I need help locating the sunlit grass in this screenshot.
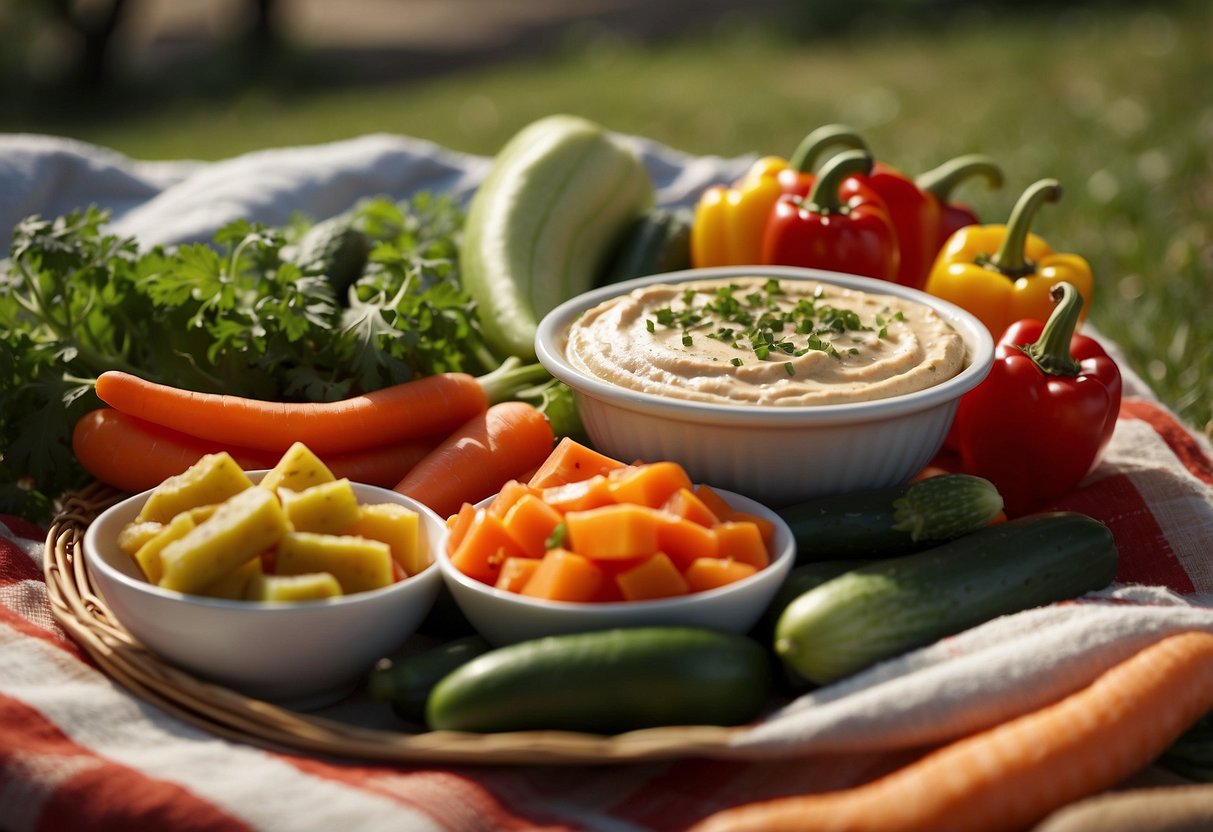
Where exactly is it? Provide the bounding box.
[6,2,1211,432]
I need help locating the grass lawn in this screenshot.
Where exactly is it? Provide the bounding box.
[4,0,1211,433]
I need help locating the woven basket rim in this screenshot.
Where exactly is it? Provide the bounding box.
[43,485,751,765]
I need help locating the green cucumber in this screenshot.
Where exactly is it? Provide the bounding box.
[751,559,869,643]
[775,511,1118,685]
[777,473,1004,562]
[597,207,693,285]
[426,626,772,734]
[367,635,492,723]
[461,114,655,359]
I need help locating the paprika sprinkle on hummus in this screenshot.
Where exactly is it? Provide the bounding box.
[564,276,966,406]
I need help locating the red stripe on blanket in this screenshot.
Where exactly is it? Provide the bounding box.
[284,757,576,831]
[1045,472,1195,593]
[1,514,47,542]
[0,604,88,663]
[0,695,253,832]
[1120,398,1213,485]
[611,751,924,829]
[0,531,44,586]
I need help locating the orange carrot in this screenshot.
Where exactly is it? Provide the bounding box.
[323,436,441,489]
[73,407,438,493]
[394,401,555,518]
[72,408,276,493]
[689,631,1213,832]
[94,370,488,456]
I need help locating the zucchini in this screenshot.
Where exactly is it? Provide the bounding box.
[775,511,1118,685]
[426,626,772,734]
[596,207,693,285]
[777,473,1004,562]
[367,635,491,723]
[461,114,655,359]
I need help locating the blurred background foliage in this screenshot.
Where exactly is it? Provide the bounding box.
[2,0,1210,434]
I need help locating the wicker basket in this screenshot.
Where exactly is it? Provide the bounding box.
[43,485,747,765]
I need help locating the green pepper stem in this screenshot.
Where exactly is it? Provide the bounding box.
[915,154,1004,202]
[989,178,1062,278]
[1022,282,1083,377]
[806,149,874,215]
[788,124,868,174]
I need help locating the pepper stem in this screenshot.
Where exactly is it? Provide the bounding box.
[1021,282,1083,377]
[915,154,1004,202]
[805,149,873,215]
[989,178,1062,278]
[788,124,868,174]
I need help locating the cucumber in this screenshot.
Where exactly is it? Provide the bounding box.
[461,114,655,359]
[367,635,491,723]
[751,559,869,643]
[426,626,772,734]
[777,473,1004,562]
[775,511,1118,685]
[596,207,693,285]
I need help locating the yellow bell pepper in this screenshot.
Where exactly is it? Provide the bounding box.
[924,178,1094,338]
[690,155,789,268]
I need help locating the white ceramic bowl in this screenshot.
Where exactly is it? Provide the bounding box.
[535,265,995,506]
[436,487,795,646]
[82,475,446,710]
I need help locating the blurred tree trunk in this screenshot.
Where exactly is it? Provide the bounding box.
[48,0,132,89]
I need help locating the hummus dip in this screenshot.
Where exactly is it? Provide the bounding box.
[565,276,966,406]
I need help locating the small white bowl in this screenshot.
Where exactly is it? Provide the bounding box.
[82,475,446,710]
[435,487,795,646]
[535,265,995,506]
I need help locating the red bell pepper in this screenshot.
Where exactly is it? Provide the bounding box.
[948,281,1123,517]
[760,149,900,282]
[788,124,940,290]
[915,153,1004,255]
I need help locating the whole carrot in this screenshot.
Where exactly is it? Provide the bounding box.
[72,408,277,494]
[394,401,555,518]
[74,407,443,493]
[689,631,1213,832]
[324,436,442,489]
[94,370,488,456]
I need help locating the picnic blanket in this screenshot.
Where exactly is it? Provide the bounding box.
[4,131,1213,831]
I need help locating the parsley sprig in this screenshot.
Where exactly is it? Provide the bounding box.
[0,194,531,519]
[647,279,873,368]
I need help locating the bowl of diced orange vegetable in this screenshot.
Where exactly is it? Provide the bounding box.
[434,438,796,646]
[82,442,446,709]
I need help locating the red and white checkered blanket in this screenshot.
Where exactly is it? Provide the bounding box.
[3,133,1213,831]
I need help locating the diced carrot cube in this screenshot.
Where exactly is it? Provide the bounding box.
[693,484,776,547]
[713,521,770,569]
[726,509,777,549]
[564,503,663,560]
[527,437,627,489]
[683,558,758,592]
[656,514,720,569]
[663,487,721,528]
[693,483,736,520]
[615,553,690,601]
[503,493,564,558]
[541,474,616,513]
[487,479,537,519]
[446,502,478,553]
[607,461,695,509]
[449,509,525,585]
[495,557,541,593]
[520,549,603,602]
